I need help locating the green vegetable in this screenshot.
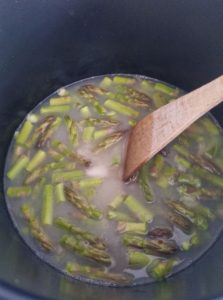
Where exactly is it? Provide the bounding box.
[148,259,179,280]
[52,170,84,183]
[128,250,151,269]
[109,194,126,209]
[150,154,164,177]
[93,130,125,153]
[107,210,135,222]
[113,76,135,85]
[117,222,148,234]
[26,150,46,172]
[55,183,66,202]
[154,82,178,96]
[124,195,153,222]
[138,164,153,202]
[49,96,72,106]
[7,155,29,180]
[41,185,54,225]
[100,76,113,88]
[80,106,91,118]
[177,173,201,188]
[104,99,139,117]
[193,165,223,188]
[64,115,78,146]
[181,232,201,251]
[7,186,32,197]
[16,121,33,145]
[79,178,103,188]
[40,105,70,114]
[82,127,94,142]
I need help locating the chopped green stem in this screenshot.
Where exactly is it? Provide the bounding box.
[177,174,201,188]
[61,235,111,265]
[55,183,66,202]
[24,166,46,185]
[21,203,53,251]
[40,105,70,114]
[152,92,168,108]
[55,217,106,250]
[41,185,54,225]
[104,99,139,117]
[138,164,153,202]
[117,222,148,234]
[7,155,29,180]
[128,250,151,269]
[48,149,64,161]
[66,262,133,285]
[156,165,176,188]
[31,115,56,148]
[16,121,33,145]
[148,228,173,239]
[64,115,78,146]
[122,235,178,254]
[181,232,201,251]
[124,195,153,222]
[109,194,126,209]
[80,106,91,118]
[80,117,119,128]
[93,130,125,153]
[100,77,113,88]
[148,258,179,280]
[167,212,193,234]
[200,117,219,135]
[78,86,106,115]
[107,210,135,222]
[64,186,102,220]
[49,96,72,106]
[32,177,46,199]
[94,129,110,140]
[52,170,84,183]
[193,165,223,188]
[26,150,46,172]
[150,154,164,177]
[7,186,32,197]
[154,82,178,96]
[79,178,103,188]
[113,76,135,85]
[37,117,62,147]
[175,155,191,171]
[83,126,94,142]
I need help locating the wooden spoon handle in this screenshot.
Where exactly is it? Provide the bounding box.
[123,75,223,181]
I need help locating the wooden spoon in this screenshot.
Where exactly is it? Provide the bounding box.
[123,75,223,181]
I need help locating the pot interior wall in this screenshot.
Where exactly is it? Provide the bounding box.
[0,1,223,299]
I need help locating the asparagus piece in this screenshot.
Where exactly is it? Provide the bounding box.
[93,130,125,153]
[64,115,78,146]
[200,117,219,135]
[124,195,153,222]
[80,106,91,118]
[55,183,66,202]
[32,177,46,199]
[24,166,47,185]
[125,87,152,107]
[148,228,173,239]
[52,170,84,183]
[55,217,106,250]
[48,148,64,161]
[152,92,168,108]
[128,119,137,127]
[109,194,126,209]
[94,129,110,140]
[7,155,29,180]
[16,120,33,145]
[40,105,70,114]
[177,185,201,198]
[150,154,164,177]
[26,150,46,172]
[175,155,191,171]
[49,96,72,105]
[154,82,178,96]
[193,165,223,188]
[78,87,106,115]
[111,155,121,166]
[21,204,53,251]
[138,164,153,202]
[79,178,103,188]
[27,113,39,123]
[181,232,201,251]
[12,145,25,161]
[107,210,135,222]
[37,117,62,148]
[117,222,148,234]
[122,235,178,254]
[167,200,208,230]
[41,185,53,225]
[177,173,201,188]
[83,126,94,142]
[167,212,193,234]
[64,186,102,219]
[104,99,139,117]
[80,117,119,128]
[148,258,179,280]
[156,165,176,188]
[100,77,113,88]
[7,186,32,198]
[79,84,106,96]
[46,161,76,171]
[61,235,111,265]
[128,250,151,269]
[52,140,91,166]
[66,262,133,285]
[113,76,135,85]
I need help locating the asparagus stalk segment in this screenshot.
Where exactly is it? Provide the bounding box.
[41,185,54,225]
[33,115,56,148]
[49,96,72,106]
[7,186,32,198]
[21,204,53,251]
[24,166,47,185]
[26,150,46,172]
[117,222,148,234]
[109,194,126,209]
[52,170,84,183]
[124,195,153,222]
[66,262,133,285]
[7,155,29,180]
[80,117,119,128]
[150,154,164,177]
[40,105,70,114]
[52,140,91,166]
[148,228,173,239]
[167,212,193,234]
[64,186,102,220]
[55,217,106,250]
[107,210,135,222]
[138,164,153,202]
[125,87,152,107]
[93,130,125,153]
[78,86,106,115]
[177,174,201,188]
[122,235,178,254]
[16,120,33,145]
[61,235,111,265]
[128,250,151,269]
[181,232,201,251]
[193,165,223,188]
[37,117,62,148]
[104,99,139,117]
[64,115,78,146]
[148,258,179,280]
[55,183,66,202]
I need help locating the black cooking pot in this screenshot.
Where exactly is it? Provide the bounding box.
[0,1,223,299]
